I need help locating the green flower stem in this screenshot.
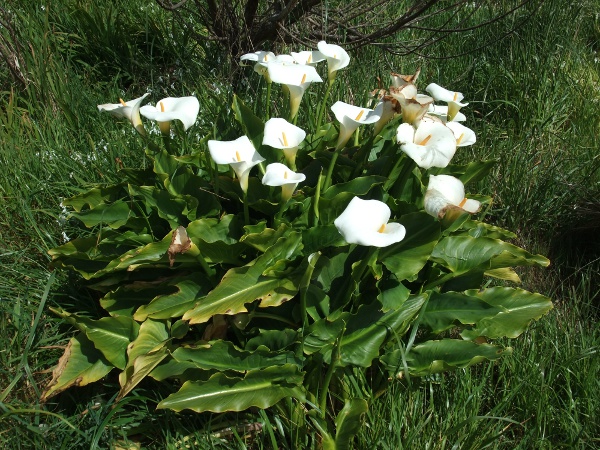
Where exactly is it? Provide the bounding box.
[274,199,287,227]
[351,135,376,179]
[136,126,160,153]
[349,246,378,307]
[316,79,335,130]
[319,336,341,419]
[312,169,324,227]
[243,191,250,225]
[162,134,172,154]
[323,149,340,192]
[258,161,266,176]
[389,158,417,198]
[250,312,296,328]
[422,272,456,292]
[265,81,272,121]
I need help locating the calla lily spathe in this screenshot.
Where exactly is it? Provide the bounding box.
[446,122,476,147]
[373,96,401,135]
[334,197,406,247]
[139,96,199,134]
[98,93,149,134]
[208,136,265,193]
[317,41,350,81]
[389,83,418,101]
[427,104,467,122]
[268,62,322,119]
[241,51,294,80]
[291,50,326,66]
[425,174,481,218]
[331,101,381,150]
[262,163,306,202]
[390,68,421,88]
[241,51,274,79]
[262,118,306,168]
[396,121,457,169]
[426,83,468,122]
[390,90,433,128]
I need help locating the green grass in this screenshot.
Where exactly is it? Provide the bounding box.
[1,0,598,447]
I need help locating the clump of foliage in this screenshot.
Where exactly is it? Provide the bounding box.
[43,42,552,448]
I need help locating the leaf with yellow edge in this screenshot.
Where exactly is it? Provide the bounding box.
[41,333,113,401]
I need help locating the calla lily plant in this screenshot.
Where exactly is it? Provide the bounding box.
[48,41,552,450]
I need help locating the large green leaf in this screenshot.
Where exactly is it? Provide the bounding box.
[302,225,346,254]
[377,278,410,312]
[380,211,441,281]
[381,339,511,376]
[100,281,178,317]
[245,329,299,352]
[304,295,427,367]
[322,176,386,200]
[432,236,550,275]
[183,233,303,324]
[157,364,305,413]
[171,340,301,372]
[232,94,264,150]
[421,291,504,334]
[63,184,127,212]
[133,275,212,321]
[117,319,170,401]
[41,333,113,401]
[431,159,496,185]
[128,184,197,226]
[52,308,139,370]
[187,215,247,264]
[187,214,243,244]
[460,287,553,339]
[70,200,135,229]
[335,399,368,450]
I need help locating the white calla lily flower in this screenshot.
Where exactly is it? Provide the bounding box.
[262,118,306,168]
[140,96,199,135]
[446,122,476,147]
[268,62,323,119]
[390,68,420,88]
[291,50,326,66]
[241,51,275,79]
[396,121,457,169]
[98,93,149,134]
[427,103,467,122]
[331,101,381,150]
[425,174,481,218]
[389,83,418,101]
[373,97,401,135]
[426,83,469,122]
[334,197,406,247]
[208,136,265,193]
[390,91,433,127]
[262,163,306,201]
[317,41,350,81]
